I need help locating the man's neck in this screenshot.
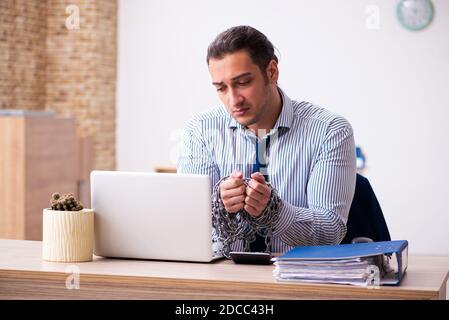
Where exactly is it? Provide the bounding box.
[248,86,282,137]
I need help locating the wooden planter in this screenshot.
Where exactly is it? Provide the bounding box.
[42,208,94,262]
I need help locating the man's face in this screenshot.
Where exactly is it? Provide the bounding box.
[208,50,274,129]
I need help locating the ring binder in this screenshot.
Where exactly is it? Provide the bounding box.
[273,240,408,286]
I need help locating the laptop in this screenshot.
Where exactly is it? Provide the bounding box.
[90,170,223,262]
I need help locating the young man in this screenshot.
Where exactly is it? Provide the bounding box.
[178,25,356,255]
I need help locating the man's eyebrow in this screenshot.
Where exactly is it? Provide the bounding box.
[212,72,253,86]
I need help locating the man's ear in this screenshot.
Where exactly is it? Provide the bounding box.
[266,60,279,84]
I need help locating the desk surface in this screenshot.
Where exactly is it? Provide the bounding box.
[0,239,448,299]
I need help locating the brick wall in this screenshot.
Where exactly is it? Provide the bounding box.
[0,1,47,110]
[0,0,117,170]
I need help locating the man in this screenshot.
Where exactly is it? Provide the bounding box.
[178,25,356,255]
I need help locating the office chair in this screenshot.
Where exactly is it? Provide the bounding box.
[341,174,391,244]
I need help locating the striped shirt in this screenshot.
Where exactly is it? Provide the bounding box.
[178,87,356,253]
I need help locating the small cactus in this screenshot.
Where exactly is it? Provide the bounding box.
[50,192,84,211]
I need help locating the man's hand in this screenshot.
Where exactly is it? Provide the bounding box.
[219,171,246,214]
[244,172,271,218]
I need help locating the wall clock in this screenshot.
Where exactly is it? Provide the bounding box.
[397,0,434,31]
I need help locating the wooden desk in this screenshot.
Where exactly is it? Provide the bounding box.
[0,239,448,300]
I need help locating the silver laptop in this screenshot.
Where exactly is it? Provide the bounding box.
[91,170,222,262]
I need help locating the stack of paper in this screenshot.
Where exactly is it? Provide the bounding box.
[274,257,378,286]
[273,240,408,287]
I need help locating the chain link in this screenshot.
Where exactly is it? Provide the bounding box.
[211,176,282,258]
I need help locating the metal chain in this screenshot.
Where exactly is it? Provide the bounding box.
[211,176,282,258]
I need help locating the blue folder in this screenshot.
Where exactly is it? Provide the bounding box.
[275,240,408,285]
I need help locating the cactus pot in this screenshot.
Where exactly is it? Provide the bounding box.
[42,208,94,262]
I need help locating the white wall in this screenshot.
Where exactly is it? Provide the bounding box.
[117,0,449,255]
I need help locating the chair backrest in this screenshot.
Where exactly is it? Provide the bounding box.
[341,174,391,244]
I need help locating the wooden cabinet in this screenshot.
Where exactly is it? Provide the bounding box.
[0,112,79,240]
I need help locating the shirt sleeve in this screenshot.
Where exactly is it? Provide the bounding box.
[272,118,357,246]
[177,117,220,191]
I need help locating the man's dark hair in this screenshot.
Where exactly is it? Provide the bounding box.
[207,26,278,78]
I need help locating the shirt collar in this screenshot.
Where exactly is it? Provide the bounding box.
[274,87,294,130]
[227,86,294,130]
